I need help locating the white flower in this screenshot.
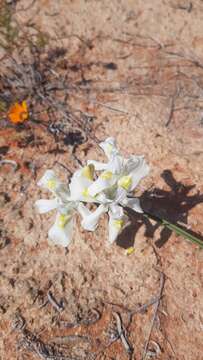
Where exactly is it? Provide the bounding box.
[77,182,142,244]
[117,155,150,193]
[35,165,107,247]
[35,137,150,247]
[69,164,113,205]
[35,169,71,213]
[37,169,63,193]
[36,169,76,247]
[88,138,149,197]
[78,138,149,244]
[87,157,123,196]
[87,137,121,171]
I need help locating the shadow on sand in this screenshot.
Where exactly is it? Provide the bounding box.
[116,169,203,249]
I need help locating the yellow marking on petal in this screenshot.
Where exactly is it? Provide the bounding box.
[100,171,113,180]
[82,187,89,198]
[82,164,94,180]
[47,179,57,190]
[118,175,132,190]
[113,219,124,229]
[58,214,71,228]
[125,247,135,256]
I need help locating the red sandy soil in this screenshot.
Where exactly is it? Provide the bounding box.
[0,1,203,359]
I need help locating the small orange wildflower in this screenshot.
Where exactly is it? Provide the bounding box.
[8,101,28,124]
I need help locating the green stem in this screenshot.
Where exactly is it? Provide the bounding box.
[144,212,203,248]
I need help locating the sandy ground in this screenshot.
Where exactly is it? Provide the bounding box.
[0,0,203,359]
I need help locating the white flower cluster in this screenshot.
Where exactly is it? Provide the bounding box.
[35,138,150,247]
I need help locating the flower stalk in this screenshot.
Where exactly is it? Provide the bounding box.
[143,211,203,248]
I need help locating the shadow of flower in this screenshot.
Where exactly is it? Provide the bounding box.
[116,169,203,248]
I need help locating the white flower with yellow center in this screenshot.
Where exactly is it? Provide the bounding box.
[88,138,149,199]
[37,169,63,193]
[36,169,76,247]
[79,137,150,243]
[36,169,71,214]
[117,155,150,195]
[87,137,121,171]
[35,137,150,247]
[35,165,108,247]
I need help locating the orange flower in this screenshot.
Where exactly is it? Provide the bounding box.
[8,101,28,124]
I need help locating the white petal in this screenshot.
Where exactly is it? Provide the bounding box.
[88,156,124,197]
[113,187,127,203]
[69,176,83,199]
[48,212,74,247]
[108,205,128,244]
[108,217,121,244]
[96,191,113,204]
[55,184,71,201]
[106,155,124,174]
[88,170,117,197]
[35,198,58,214]
[100,137,119,159]
[121,197,143,213]
[37,170,61,192]
[73,164,95,181]
[124,155,142,173]
[109,203,124,218]
[69,176,92,202]
[78,203,107,231]
[126,156,150,191]
[77,202,92,218]
[87,160,107,171]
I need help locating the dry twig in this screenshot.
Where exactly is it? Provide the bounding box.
[47,290,64,312]
[142,272,165,360]
[113,312,133,355]
[165,84,180,127]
